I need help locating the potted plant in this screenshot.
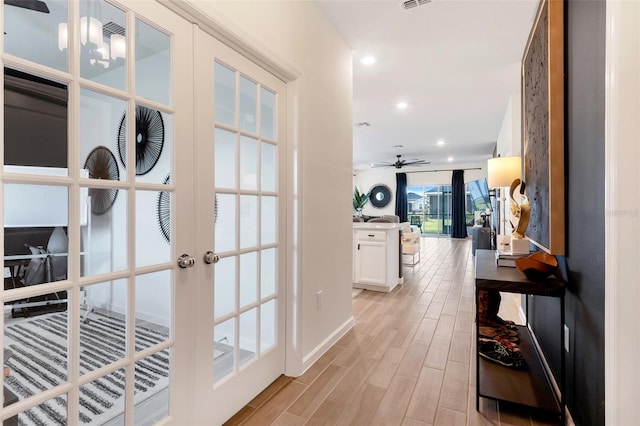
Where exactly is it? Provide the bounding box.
[353,186,370,216]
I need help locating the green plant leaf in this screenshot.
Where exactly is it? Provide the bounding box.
[353,186,370,210]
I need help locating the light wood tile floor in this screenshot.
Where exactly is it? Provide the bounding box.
[225,237,562,426]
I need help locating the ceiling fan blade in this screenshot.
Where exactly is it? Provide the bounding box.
[371,163,393,168]
[403,160,430,166]
[5,0,50,13]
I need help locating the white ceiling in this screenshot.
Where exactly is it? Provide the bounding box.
[316,0,539,170]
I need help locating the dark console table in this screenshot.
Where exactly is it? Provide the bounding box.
[475,249,565,424]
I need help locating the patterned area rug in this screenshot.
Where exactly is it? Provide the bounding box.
[4,311,170,425]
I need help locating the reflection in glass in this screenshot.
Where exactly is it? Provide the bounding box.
[123,107,171,184]
[80,369,126,423]
[135,270,172,352]
[240,252,257,308]
[261,142,276,192]
[4,308,68,403]
[79,0,127,90]
[215,194,237,253]
[14,394,68,425]
[215,128,237,189]
[240,136,258,190]
[4,69,68,174]
[80,89,126,180]
[80,279,128,374]
[4,183,69,290]
[260,88,276,140]
[134,351,171,425]
[261,196,276,245]
[82,187,127,276]
[215,62,236,126]
[4,0,68,71]
[239,76,257,133]
[214,318,236,383]
[261,248,277,298]
[136,19,171,105]
[261,299,276,352]
[136,190,171,267]
[215,256,236,319]
[239,308,257,367]
[240,195,258,249]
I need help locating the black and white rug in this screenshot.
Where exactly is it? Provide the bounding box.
[4,311,170,425]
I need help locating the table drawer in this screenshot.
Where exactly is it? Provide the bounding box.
[355,230,387,242]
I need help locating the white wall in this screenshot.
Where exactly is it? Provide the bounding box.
[197,1,354,372]
[496,91,522,157]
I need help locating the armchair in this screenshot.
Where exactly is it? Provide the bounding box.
[401,227,421,265]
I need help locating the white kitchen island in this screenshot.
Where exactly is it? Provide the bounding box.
[352,222,405,292]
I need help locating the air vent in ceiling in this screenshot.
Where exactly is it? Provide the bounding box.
[103,21,125,38]
[399,0,432,10]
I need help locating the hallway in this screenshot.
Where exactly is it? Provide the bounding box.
[226,237,560,425]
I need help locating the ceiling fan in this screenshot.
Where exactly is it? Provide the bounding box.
[5,0,50,13]
[371,154,430,169]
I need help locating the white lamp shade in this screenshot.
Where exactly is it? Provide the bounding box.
[58,23,68,51]
[80,16,103,47]
[110,34,126,60]
[487,156,521,188]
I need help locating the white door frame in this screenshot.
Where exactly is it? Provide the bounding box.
[604,1,640,424]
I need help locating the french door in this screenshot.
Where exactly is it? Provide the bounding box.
[1,1,194,424]
[192,28,287,424]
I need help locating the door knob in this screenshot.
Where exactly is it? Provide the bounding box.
[203,251,219,264]
[177,254,196,268]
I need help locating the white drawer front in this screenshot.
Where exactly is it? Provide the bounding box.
[355,230,387,242]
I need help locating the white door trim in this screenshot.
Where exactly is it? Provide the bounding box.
[605,1,640,423]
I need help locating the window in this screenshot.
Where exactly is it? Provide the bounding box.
[407,178,491,235]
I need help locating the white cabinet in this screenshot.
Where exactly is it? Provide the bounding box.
[352,224,403,292]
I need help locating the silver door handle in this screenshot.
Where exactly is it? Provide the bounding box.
[203,251,219,264]
[177,254,196,268]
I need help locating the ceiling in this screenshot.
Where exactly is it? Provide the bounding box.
[316,0,539,171]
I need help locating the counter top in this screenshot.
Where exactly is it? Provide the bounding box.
[353,222,408,230]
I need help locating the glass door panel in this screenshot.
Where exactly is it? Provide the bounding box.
[195,28,286,424]
[135,19,171,105]
[79,0,127,90]
[4,70,68,176]
[79,278,128,374]
[3,0,68,71]
[135,189,171,267]
[2,2,189,423]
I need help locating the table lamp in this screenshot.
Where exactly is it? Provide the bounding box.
[487,156,521,252]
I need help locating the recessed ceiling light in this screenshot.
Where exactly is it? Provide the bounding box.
[437,140,445,146]
[397,101,408,110]
[354,122,371,127]
[393,144,404,148]
[447,156,454,162]
[361,56,376,66]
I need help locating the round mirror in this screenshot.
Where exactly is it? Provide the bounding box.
[369,184,392,208]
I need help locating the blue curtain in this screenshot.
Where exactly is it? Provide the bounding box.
[395,172,408,222]
[451,170,468,238]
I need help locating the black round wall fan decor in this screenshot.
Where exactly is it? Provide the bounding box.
[157,174,171,244]
[84,146,120,215]
[117,105,165,175]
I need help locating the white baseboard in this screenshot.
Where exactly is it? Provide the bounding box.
[297,316,354,376]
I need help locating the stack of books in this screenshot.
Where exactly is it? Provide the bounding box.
[495,249,528,267]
